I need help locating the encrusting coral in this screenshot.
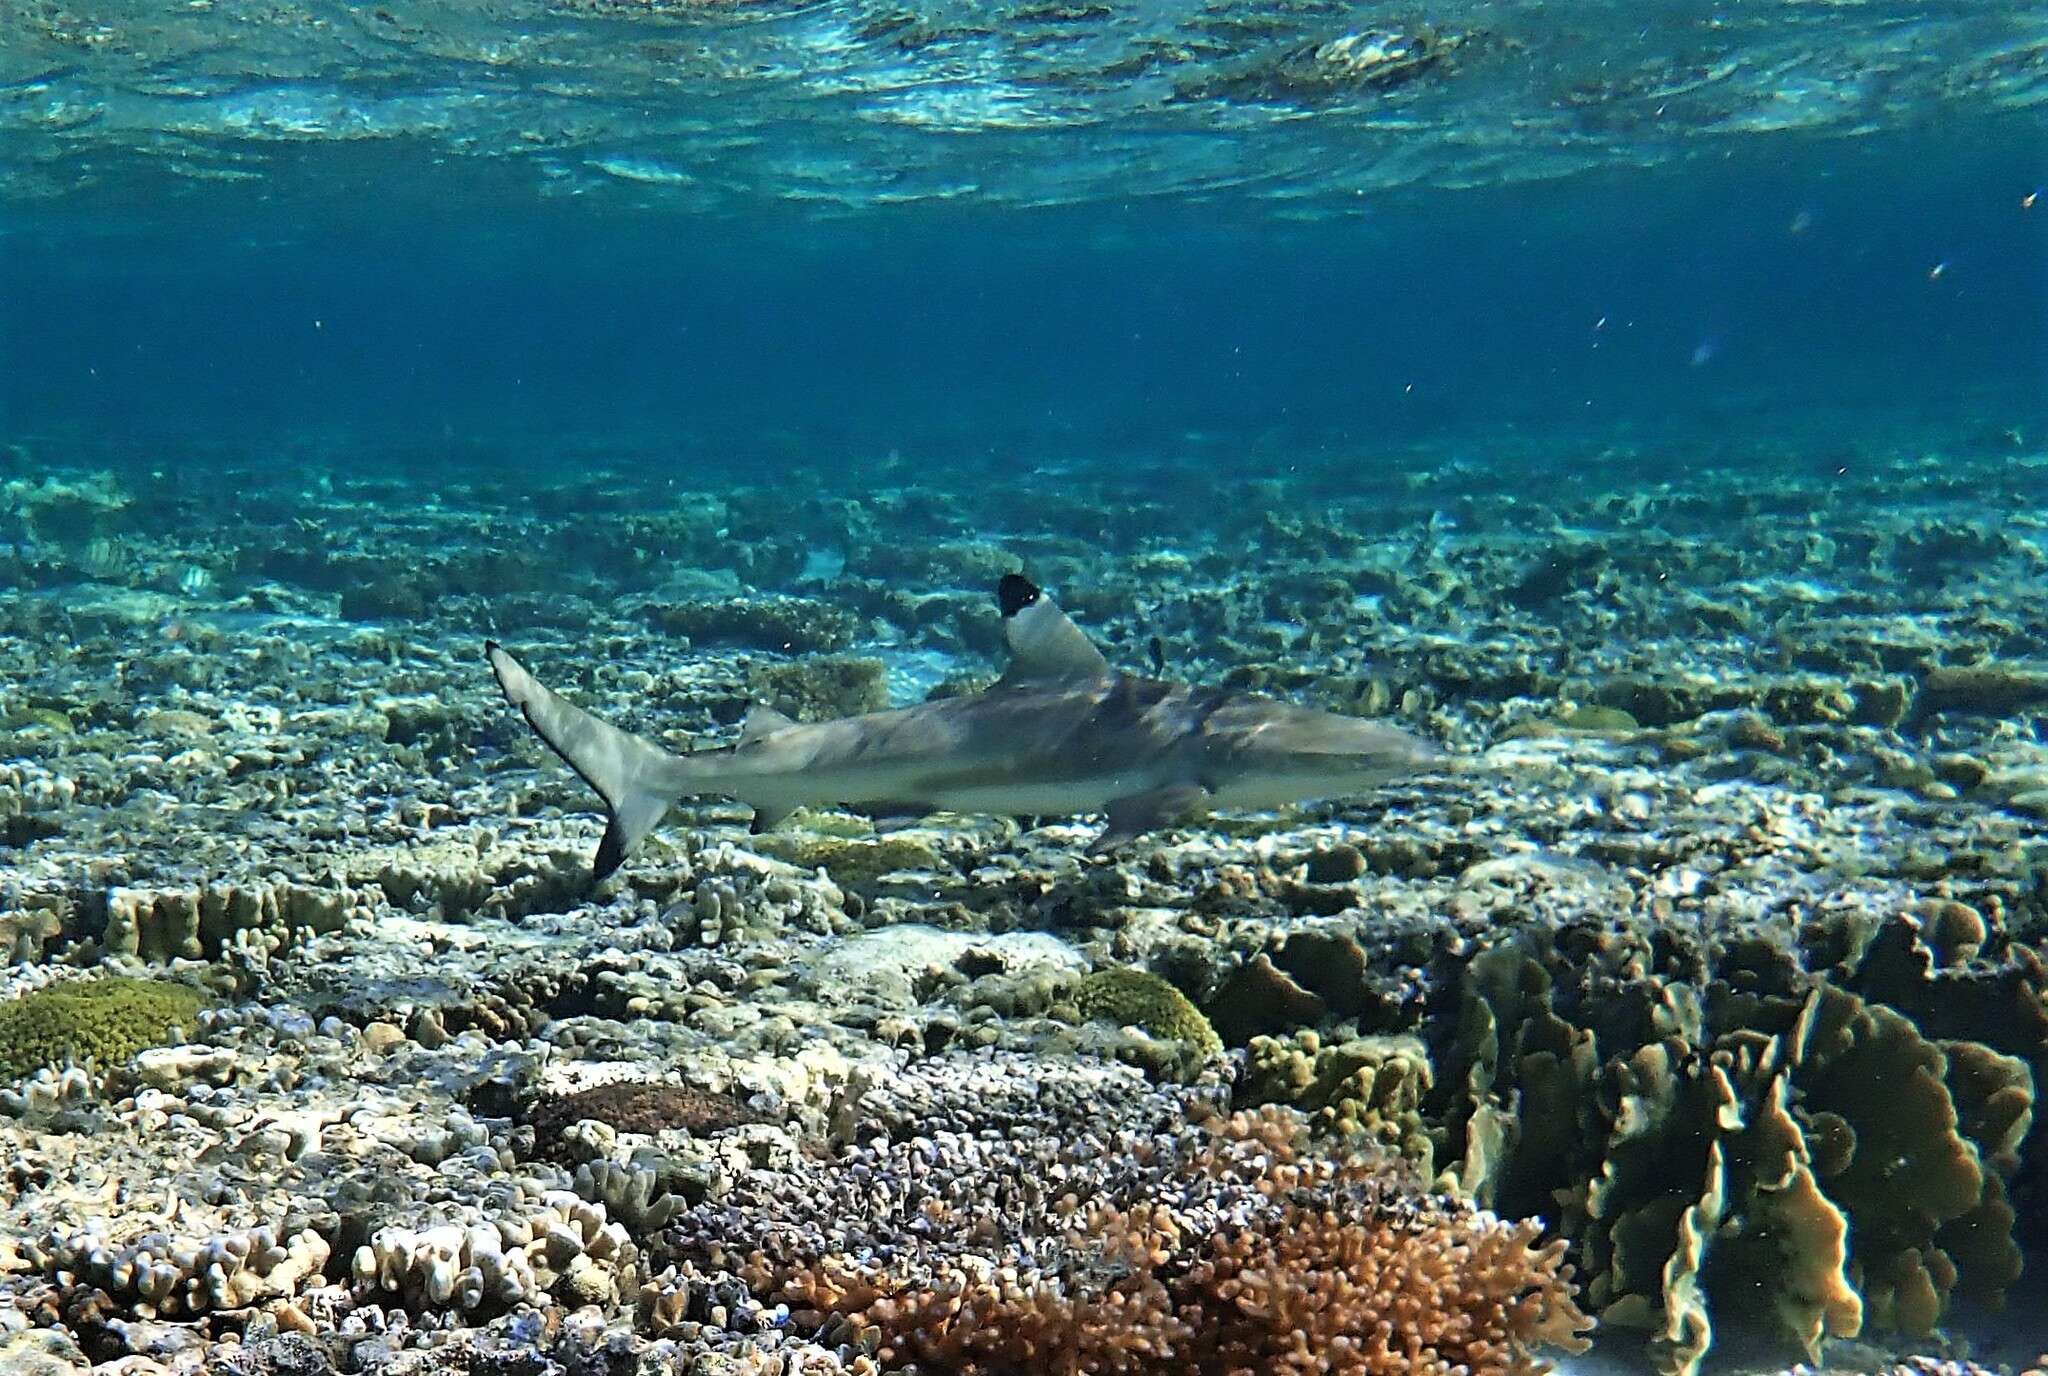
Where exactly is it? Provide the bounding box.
[0,977,208,1079]
[521,1080,769,1160]
[658,1103,1592,1376]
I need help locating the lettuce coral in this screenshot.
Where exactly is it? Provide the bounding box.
[1439,907,2039,1376]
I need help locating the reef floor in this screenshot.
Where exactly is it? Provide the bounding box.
[0,434,2044,1375]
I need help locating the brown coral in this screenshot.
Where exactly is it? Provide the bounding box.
[1438,909,2041,1375]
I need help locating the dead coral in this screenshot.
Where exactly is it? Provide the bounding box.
[523,1081,766,1160]
[644,595,860,654]
[746,656,889,722]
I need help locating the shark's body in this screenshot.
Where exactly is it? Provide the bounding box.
[488,574,1443,878]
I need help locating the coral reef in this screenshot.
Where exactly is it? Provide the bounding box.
[0,445,2042,1376]
[666,1102,1591,1376]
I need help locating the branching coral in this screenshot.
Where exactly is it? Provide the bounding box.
[661,1105,1590,1376]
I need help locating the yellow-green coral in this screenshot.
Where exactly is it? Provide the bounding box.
[1242,1031,1436,1173]
[1073,967,1222,1060]
[0,978,209,1079]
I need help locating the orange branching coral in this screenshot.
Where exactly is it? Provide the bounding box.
[745,1109,1591,1376]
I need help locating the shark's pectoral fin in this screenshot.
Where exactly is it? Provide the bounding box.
[749,803,798,834]
[487,642,690,881]
[1089,782,1212,855]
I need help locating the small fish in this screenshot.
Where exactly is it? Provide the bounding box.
[178,565,214,597]
[488,572,1446,877]
[80,537,125,579]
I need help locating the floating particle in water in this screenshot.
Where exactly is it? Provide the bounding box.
[1928,259,1951,280]
[1789,208,1813,234]
[2024,188,2038,209]
[1688,337,1720,367]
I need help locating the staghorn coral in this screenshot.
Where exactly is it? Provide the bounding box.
[0,977,209,1080]
[661,1103,1590,1376]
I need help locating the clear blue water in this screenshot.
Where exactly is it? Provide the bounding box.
[4,122,2043,468]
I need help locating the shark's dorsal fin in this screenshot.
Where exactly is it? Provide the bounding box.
[996,574,1109,684]
[739,704,795,745]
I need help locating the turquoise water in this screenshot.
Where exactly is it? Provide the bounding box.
[2,2,2047,1374]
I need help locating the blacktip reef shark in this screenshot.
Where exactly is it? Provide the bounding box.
[486,574,1445,879]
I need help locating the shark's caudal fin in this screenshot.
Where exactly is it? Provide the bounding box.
[486,642,685,880]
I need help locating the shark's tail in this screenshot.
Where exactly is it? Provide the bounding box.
[486,642,688,880]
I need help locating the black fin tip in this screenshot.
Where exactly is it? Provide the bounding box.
[998,574,1040,618]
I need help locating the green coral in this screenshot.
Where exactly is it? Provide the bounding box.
[1073,967,1223,1060]
[0,977,209,1079]
[1559,704,1640,734]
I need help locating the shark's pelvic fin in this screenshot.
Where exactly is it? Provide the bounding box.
[739,703,796,744]
[996,574,1110,683]
[1090,781,1213,855]
[486,642,684,880]
[748,802,797,834]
